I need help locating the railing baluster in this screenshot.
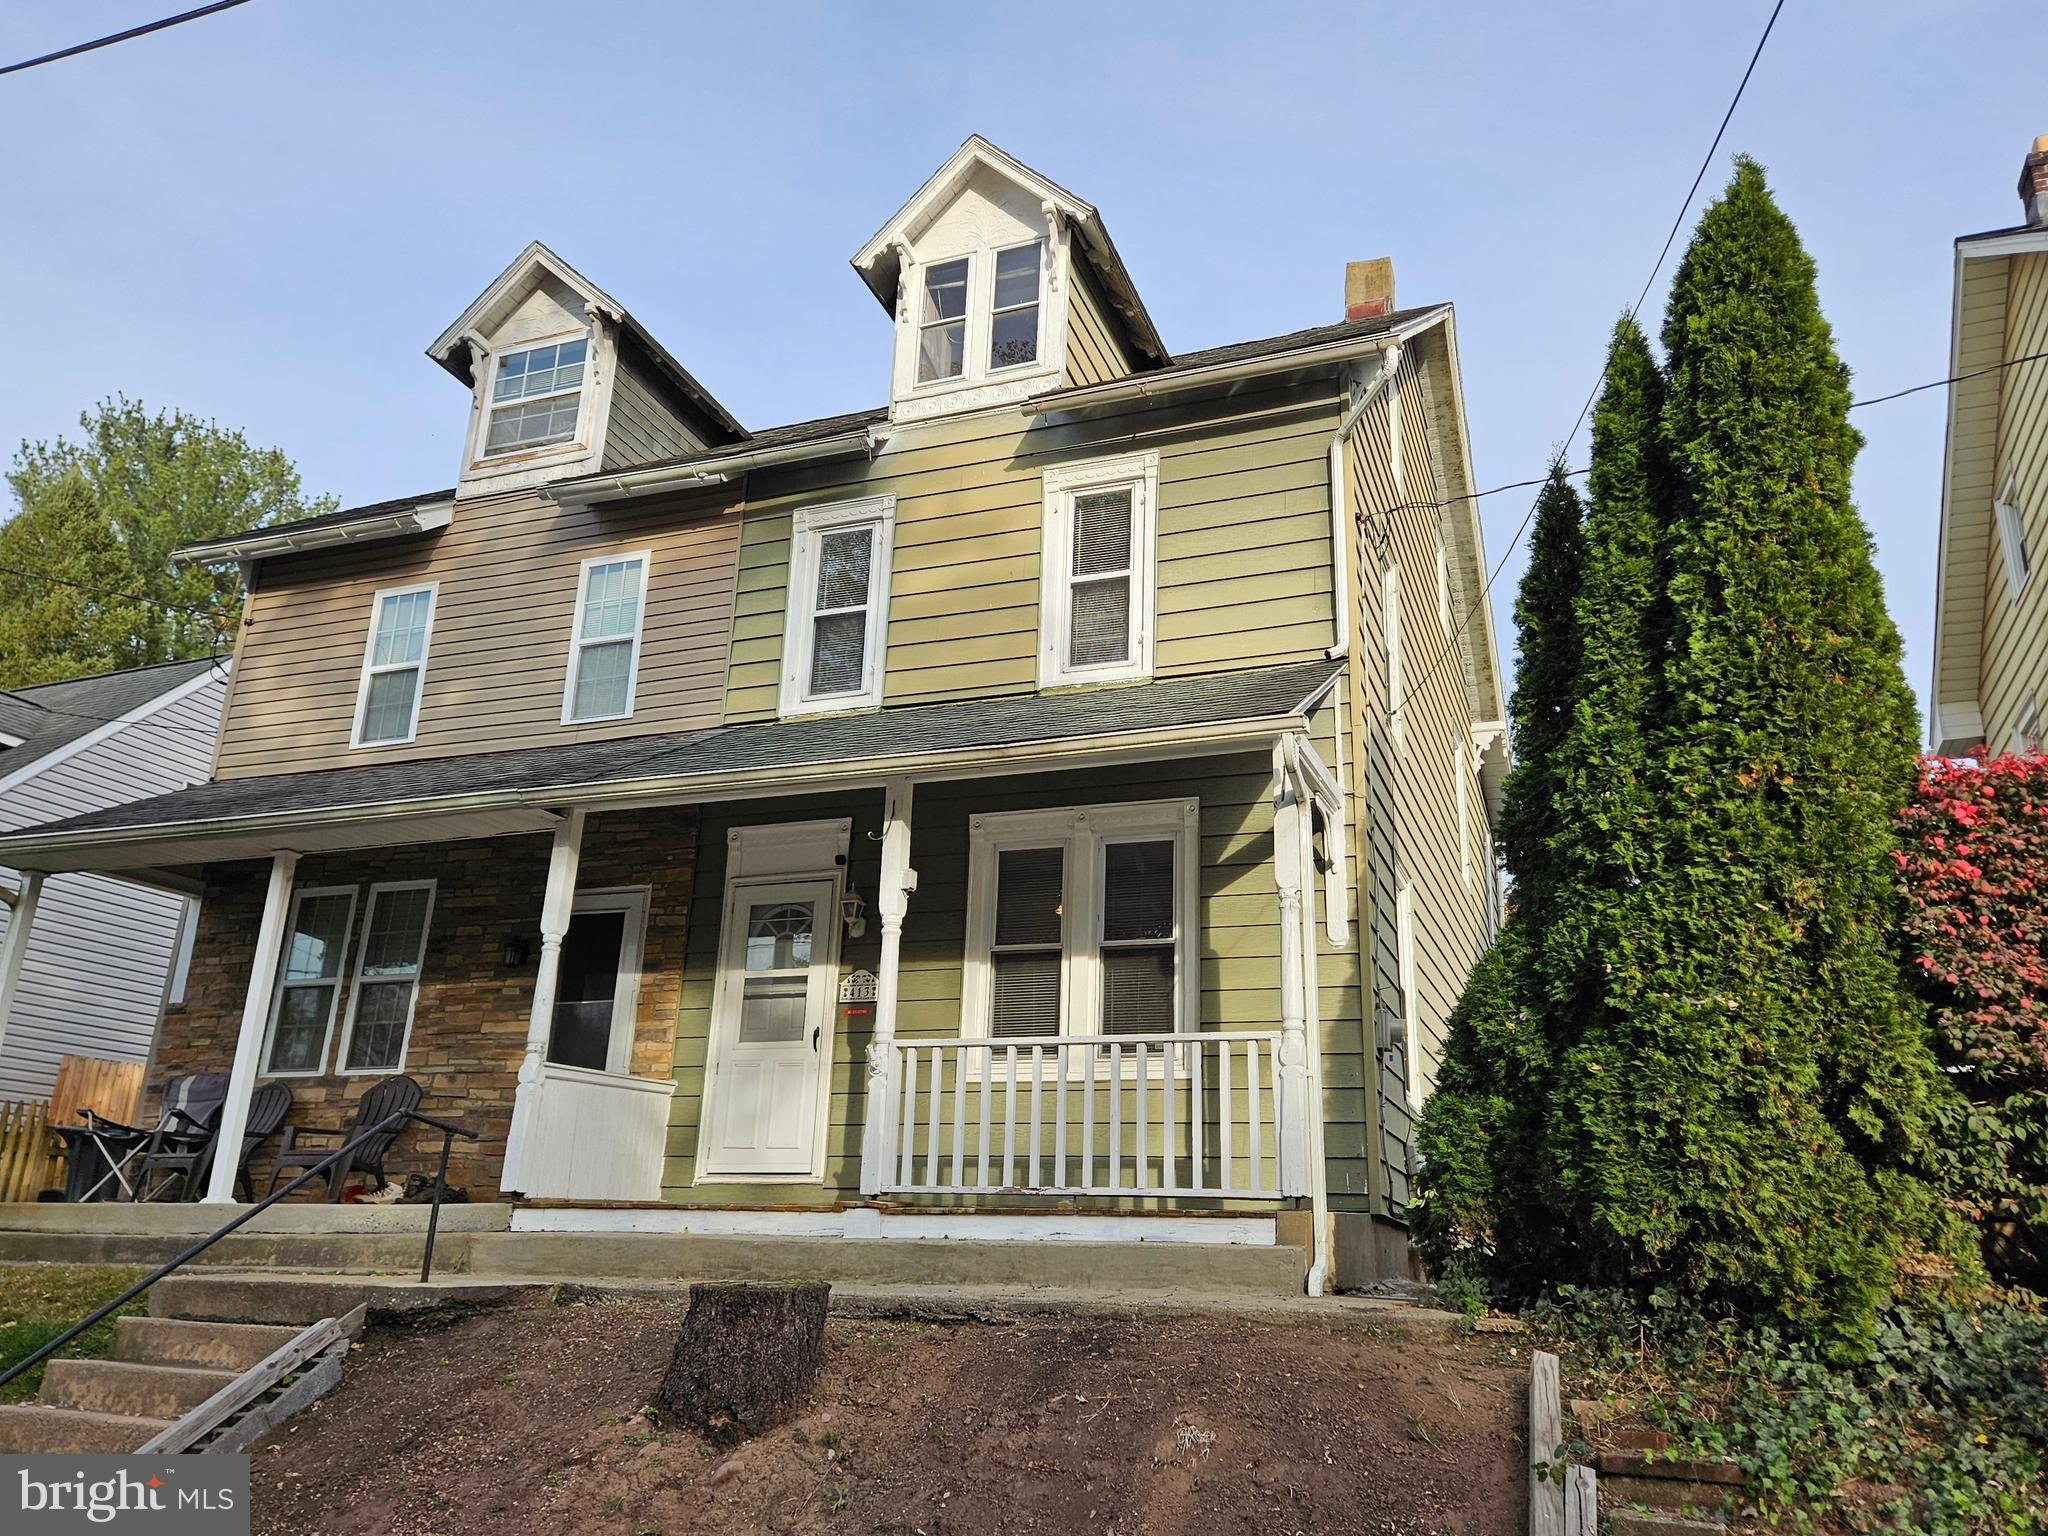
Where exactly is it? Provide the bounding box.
[1001,1046,1019,1189]
[951,1042,969,1187]
[1108,1042,1123,1191]
[977,1042,994,1188]
[1082,1041,1097,1190]
[1247,1039,1263,1195]
[1134,1041,1150,1191]
[921,1047,942,1188]
[900,1045,919,1187]
[1053,1042,1068,1191]
[1219,1036,1234,1193]
[1190,1037,1206,1195]
[1161,1038,1178,1194]
[1028,1045,1044,1190]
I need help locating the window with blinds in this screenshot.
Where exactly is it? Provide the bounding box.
[967,800,1194,1046]
[1040,451,1158,686]
[782,496,896,715]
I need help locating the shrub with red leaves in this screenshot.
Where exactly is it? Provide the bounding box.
[1899,750,2048,1281]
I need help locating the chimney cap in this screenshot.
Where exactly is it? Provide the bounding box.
[2034,134,2048,156]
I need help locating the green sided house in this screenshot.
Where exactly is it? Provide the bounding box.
[0,137,1505,1290]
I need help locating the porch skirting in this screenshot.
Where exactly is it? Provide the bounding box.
[508,1205,1278,1246]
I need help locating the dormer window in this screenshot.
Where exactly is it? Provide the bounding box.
[916,260,969,384]
[989,242,1042,369]
[485,333,588,456]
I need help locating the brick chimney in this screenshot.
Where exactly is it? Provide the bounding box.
[2022,135,2048,228]
[1345,258,1396,322]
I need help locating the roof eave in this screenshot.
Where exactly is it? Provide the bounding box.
[173,501,455,566]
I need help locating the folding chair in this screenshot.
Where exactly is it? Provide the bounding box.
[53,1073,229,1202]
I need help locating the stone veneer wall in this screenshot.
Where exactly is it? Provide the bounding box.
[151,807,699,1197]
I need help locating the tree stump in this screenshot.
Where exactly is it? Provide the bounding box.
[658,1281,831,1444]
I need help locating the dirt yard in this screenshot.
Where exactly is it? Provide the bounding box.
[250,1293,1525,1536]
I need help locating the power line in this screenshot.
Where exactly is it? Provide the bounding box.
[1849,350,2048,410]
[0,564,236,626]
[0,0,257,79]
[0,657,231,753]
[1391,0,1787,727]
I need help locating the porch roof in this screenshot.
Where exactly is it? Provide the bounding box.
[0,660,1340,873]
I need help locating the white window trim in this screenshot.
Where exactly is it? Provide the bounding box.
[778,495,897,716]
[984,237,1046,378]
[2013,692,2043,757]
[1038,450,1159,688]
[349,581,438,750]
[561,549,652,725]
[474,325,598,464]
[960,798,1200,1052]
[259,885,359,1079]
[1395,872,1420,1106]
[554,885,651,1077]
[1995,464,2032,602]
[335,879,438,1077]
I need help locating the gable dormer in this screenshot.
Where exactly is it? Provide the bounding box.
[428,242,745,496]
[853,137,1167,424]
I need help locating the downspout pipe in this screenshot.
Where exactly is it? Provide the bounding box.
[1325,340,1401,661]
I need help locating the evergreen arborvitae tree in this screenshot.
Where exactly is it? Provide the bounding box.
[1414,466,1586,1282]
[1572,160,1968,1339]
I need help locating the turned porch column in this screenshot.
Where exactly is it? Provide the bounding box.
[1271,742,1313,1198]
[0,870,46,1072]
[205,851,298,1203]
[859,779,916,1196]
[500,809,585,1194]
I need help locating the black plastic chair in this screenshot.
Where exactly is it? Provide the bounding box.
[267,1075,423,1201]
[140,1083,294,1202]
[57,1073,229,1202]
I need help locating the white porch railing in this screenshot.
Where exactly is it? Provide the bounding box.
[511,1062,675,1202]
[879,1031,1291,1199]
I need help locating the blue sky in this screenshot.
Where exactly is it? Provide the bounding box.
[0,0,2034,725]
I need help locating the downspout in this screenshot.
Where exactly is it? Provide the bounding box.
[1325,339,1401,662]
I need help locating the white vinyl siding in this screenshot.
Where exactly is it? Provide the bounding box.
[563,552,650,723]
[779,497,896,715]
[350,583,436,748]
[1038,451,1159,687]
[336,881,435,1074]
[962,799,1197,1043]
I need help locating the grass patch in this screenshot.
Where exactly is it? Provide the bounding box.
[0,1263,150,1403]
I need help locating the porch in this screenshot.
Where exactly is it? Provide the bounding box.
[0,662,1359,1287]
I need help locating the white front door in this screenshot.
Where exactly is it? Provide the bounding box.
[702,877,838,1177]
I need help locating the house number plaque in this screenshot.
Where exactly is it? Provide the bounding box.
[838,969,879,1004]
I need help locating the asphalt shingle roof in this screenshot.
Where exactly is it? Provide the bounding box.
[0,658,224,781]
[3,660,1339,845]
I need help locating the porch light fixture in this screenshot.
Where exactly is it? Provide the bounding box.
[500,933,531,968]
[839,889,867,940]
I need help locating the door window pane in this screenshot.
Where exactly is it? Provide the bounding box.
[745,902,814,972]
[738,975,808,1043]
[549,908,628,1071]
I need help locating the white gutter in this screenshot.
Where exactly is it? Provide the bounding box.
[0,711,1310,869]
[175,503,454,567]
[1022,310,1444,417]
[547,425,891,508]
[1326,341,1401,661]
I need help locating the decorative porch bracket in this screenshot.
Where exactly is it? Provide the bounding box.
[206,851,300,1203]
[501,808,585,1194]
[859,778,916,1196]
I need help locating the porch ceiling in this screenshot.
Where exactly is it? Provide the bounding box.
[0,660,1340,874]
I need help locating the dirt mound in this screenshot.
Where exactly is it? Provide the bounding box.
[251,1293,1523,1535]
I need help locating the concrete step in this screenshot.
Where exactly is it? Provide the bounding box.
[0,1229,446,1272]
[0,1403,171,1454]
[110,1315,304,1371]
[0,1200,510,1235]
[151,1273,550,1326]
[38,1358,236,1420]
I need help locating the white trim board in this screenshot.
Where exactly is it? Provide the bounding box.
[0,662,227,802]
[507,1206,1277,1246]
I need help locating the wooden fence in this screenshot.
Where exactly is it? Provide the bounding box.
[0,1055,147,1202]
[0,1098,54,1200]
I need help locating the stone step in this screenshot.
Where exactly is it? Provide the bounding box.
[1604,1472,1740,1518]
[1605,1514,1726,1536]
[1597,1450,1744,1486]
[39,1358,237,1420]
[110,1315,305,1372]
[0,1403,172,1454]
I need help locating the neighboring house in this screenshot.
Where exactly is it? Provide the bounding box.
[1933,135,2048,756]
[0,659,227,1101]
[0,138,1503,1289]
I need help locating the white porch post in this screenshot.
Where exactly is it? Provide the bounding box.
[205,851,298,1203]
[1271,742,1313,1198]
[0,870,47,1071]
[859,779,916,1196]
[501,808,585,1193]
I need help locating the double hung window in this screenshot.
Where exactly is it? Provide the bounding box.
[564,553,649,723]
[780,497,895,714]
[351,584,436,747]
[484,334,588,456]
[1039,452,1158,686]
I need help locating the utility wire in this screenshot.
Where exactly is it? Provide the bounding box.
[0,0,257,79]
[1849,349,2048,410]
[0,656,231,752]
[1390,0,1787,728]
[0,564,235,626]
